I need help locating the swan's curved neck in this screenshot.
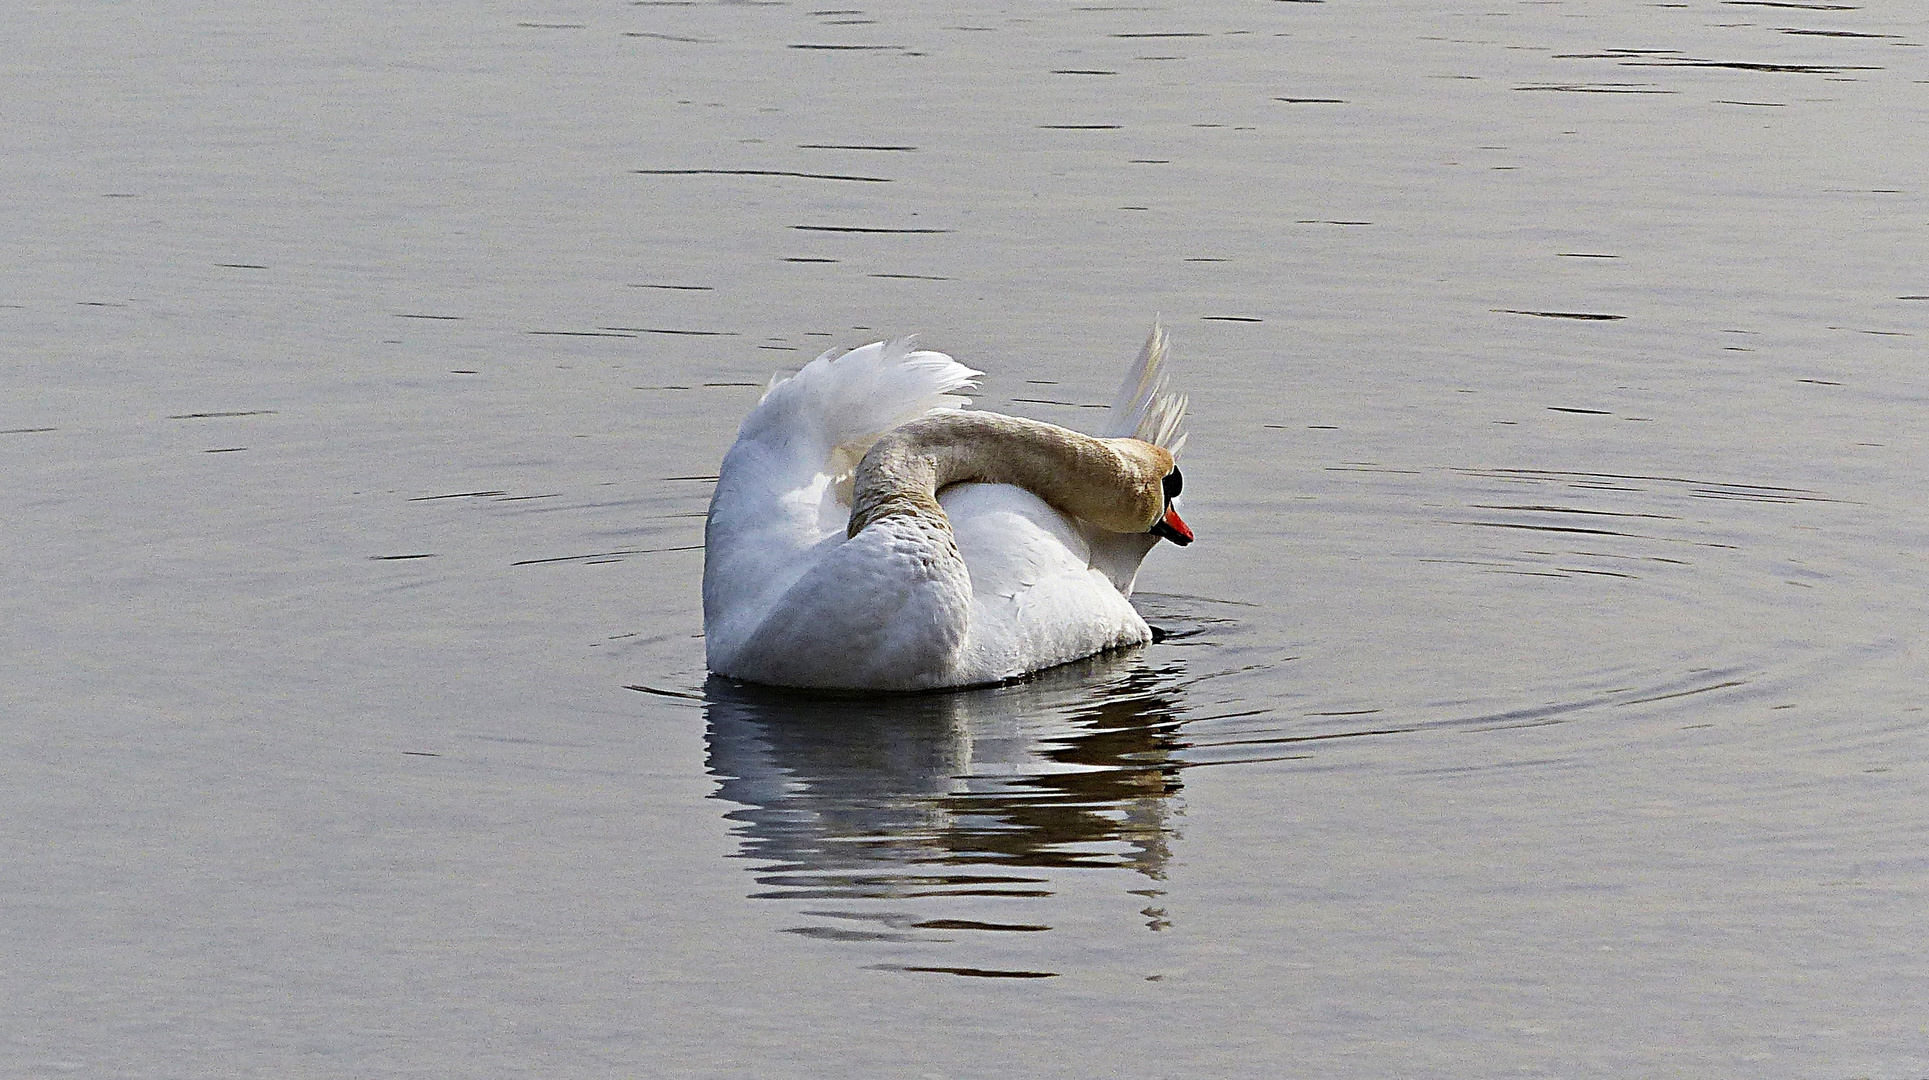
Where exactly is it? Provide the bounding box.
[848,412,1172,538]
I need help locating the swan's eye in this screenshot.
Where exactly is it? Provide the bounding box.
[1162,467,1183,501]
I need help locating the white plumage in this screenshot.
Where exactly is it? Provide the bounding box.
[702,324,1189,691]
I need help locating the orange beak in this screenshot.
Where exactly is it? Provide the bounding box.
[1152,505,1194,546]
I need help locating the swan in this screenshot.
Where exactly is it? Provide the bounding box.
[702,323,1192,691]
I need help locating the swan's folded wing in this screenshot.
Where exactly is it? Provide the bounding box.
[706,340,986,675]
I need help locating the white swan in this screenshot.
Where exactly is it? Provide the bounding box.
[702,323,1192,691]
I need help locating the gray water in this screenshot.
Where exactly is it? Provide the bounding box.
[6,1,1928,1076]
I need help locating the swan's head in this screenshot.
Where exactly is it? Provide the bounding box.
[1149,466,1193,546]
[1108,439,1192,546]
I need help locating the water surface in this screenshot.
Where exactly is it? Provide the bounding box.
[5,0,1927,1076]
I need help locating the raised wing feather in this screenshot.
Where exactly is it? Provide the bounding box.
[1102,320,1188,455]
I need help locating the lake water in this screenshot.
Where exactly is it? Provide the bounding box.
[6,0,1927,1075]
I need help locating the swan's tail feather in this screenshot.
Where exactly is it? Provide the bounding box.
[1104,319,1188,455]
[744,337,982,452]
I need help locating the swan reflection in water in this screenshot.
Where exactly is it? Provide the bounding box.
[703,650,1189,968]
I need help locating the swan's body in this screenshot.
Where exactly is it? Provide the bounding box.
[702,325,1190,691]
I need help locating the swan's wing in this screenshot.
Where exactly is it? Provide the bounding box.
[716,337,980,542]
[705,339,982,670]
[1101,320,1188,455]
[745,336,982,459]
